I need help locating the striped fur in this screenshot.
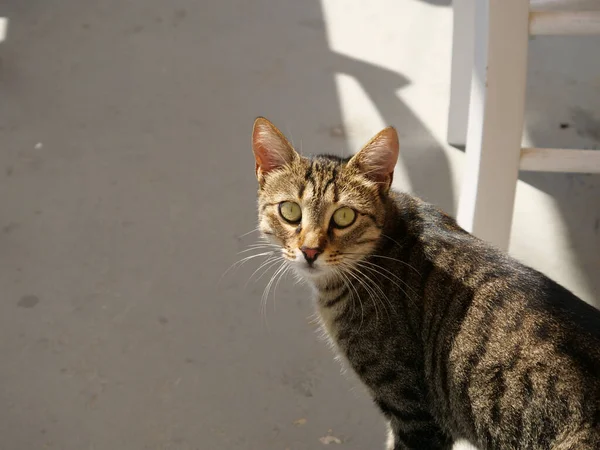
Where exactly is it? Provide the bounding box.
[252,118,600,449]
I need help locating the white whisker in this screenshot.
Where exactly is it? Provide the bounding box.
[245,256,281,287]
[272,264,292,313]
[353,260,418,308]
[220,251,275,282]
[340,250,422,276]
[261,261,288,322]
[237,227,261,238]
[341,263,383,326]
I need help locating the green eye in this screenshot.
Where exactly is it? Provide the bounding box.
[332,207,356,228]
[279,201,302,223]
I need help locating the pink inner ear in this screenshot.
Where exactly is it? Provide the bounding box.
[252,119,295,174]
[355,127,399,181]
[254,141,283,173]
[364,143,396,174]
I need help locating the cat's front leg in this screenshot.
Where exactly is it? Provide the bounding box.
[386,417,453,450]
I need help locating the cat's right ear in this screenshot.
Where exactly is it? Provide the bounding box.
[252,117,298,184]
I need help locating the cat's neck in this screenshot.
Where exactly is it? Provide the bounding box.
[311,275,345,295]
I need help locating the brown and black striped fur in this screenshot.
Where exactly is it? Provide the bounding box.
[250,117,600,449]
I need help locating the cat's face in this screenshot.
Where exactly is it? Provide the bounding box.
[252,117,399,283]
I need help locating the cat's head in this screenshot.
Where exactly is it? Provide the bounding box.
[252,117,399,283]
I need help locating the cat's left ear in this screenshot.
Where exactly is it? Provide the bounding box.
[252,117,298,184]
[348,126,399,190]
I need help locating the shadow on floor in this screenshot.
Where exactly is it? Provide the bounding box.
[0,0,452,449]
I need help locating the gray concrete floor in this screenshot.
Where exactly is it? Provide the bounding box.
[0,1,599,449]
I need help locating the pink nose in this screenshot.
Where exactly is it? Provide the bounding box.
[300,246,322,263]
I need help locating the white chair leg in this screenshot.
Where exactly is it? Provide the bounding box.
[447,0,475,146]
[457,0,530,251]
[0,18,8,43]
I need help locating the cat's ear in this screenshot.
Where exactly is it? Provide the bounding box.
[252,117,298,182]
[348,126,399,188]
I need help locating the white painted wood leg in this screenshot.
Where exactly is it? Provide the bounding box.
[456,0,530,251]
[0,18,8,43]
[447,0,475,146]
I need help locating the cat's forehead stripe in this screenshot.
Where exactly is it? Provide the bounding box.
[321,167,338,199]
[309,158,339,194]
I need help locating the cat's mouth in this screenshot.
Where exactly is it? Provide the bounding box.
[304,264,319,273]
[298,261,320,272]
[293,259,329,280]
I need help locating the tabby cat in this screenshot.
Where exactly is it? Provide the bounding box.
[250,117,600,449]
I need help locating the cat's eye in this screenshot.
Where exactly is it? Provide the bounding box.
[279,201,302,223]
[332,207,356,228]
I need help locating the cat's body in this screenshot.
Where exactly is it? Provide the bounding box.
[316,190,600,450]
[250,118,600,449]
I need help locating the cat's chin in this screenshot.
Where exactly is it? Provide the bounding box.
[294,264,322,278]
[292,262,334,284]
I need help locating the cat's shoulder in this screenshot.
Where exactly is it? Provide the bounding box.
[390,193,600,336]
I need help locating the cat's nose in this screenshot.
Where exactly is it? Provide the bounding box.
[300,246,322,264]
